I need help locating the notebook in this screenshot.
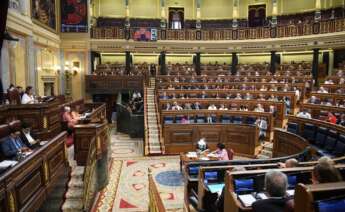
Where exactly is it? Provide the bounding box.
[238,194,257,207]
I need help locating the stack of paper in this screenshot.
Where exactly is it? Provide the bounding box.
[0,160,17,169]
[186,152,197,158]
[238,194,257,207]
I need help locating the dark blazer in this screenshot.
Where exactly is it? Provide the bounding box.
[252,197,293,212]
[0,136,26,159]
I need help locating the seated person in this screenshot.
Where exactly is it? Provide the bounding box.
[327,112,337,124]
[208,104,217,110]
[21,86,35,104]
[252,170,293,212]
[1,128,32,159]
[172,102,183,111]
[212,143,229,160]
[63,106,78,128]
[196,137,208,152]
[192,102,202,110]
[254,104,265,112]
[219,104,228,110]
[21,123,38,146]
[311,162,343,184]
[296,110,312,119]
[309,96,320,104]
[71,106,81,120]
[278,158,299,168]
[317,87,328,93]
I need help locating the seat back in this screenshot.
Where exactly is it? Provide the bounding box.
[287,122,299,134]
[164,116,174,124]
[302,123,316,142]
[333,136,345,156]
[246,117,256,125]
[196,115,205,123]
[232,116,243,124]
[221,115,231,124]
[315,127,328,147]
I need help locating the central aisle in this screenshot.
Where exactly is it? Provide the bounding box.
[92,131,184,212]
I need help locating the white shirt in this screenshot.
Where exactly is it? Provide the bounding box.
[297,112,311,119]
[21,93,34,104]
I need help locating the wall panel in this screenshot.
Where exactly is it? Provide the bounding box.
[200,0,233,19]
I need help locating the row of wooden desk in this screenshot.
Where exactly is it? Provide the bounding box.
[0,132,68,212]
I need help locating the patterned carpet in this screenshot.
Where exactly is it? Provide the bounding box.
[92,132,184,212]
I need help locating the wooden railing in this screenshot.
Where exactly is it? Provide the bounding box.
[91,18,345,40]
[0,132,68,211]
[148,168,166,212]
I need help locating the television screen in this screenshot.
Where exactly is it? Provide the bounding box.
[287,175,297,189]
[188,166,199,175]
[133,28,157,41]
[205,171,218,181]
[234,179,254,193]
[315,197,345,212]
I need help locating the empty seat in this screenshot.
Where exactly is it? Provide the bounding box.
[232,116,243,124]
[246,117,256,125]
[302,123,316,142]
[164,116,174,124]
[196,115,206,123]
[221,115,231,124]
[324,136,337,153]
[314,127,328,148]
[287,122,299,134]
[333,136,345,157]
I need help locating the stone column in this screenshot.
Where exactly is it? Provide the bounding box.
[231,52,238,75]
[270,51,277,74]
[195,52,201,75]
[312,48,320,85]
[159,51,166,75]
[125,51,131,74]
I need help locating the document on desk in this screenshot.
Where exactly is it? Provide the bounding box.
[286,189,295,196]
[207,183,225,193]
[186,152,197,158]
[0,160,17,168]
[238,194,257,207]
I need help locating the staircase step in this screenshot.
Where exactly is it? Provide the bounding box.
[71,166,84,178]
[65,187,83,199]
[68,178,84,188]
[62,199,84,211]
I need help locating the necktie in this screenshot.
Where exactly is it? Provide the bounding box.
[12,137,21,149]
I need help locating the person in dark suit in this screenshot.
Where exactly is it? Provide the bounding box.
[0,128,31,159]
[252,170,293,212]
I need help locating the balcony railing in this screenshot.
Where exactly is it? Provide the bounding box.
[91,18,345,41]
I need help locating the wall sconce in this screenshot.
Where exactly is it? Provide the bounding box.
[64,61,80,76]
[72,67,79,76]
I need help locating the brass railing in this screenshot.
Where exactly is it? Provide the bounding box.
[148,168,166,212]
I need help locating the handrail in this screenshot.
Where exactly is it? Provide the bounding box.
[83,137,98,211]
[148,168,166,212]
